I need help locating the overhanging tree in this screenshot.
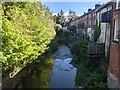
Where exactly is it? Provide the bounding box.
[1,2,56,72]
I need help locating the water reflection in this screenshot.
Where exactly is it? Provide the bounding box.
[19,45,77,88]
[20,59,54,88]
[50,58,77,88]
[19,57,77,88]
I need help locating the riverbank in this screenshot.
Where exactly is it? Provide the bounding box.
[57,31,108,88]
[2,2,57,88]
[2,58,54,88]
[2,30,108,89]
[2,36,60,88]
[2,44,77,88]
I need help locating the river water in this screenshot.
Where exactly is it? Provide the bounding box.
[18,45,77,88]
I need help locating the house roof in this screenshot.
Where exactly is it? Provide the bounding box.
[69,5,102,23]
[69,9,95,23]
[69,2,113,23]
[96,2,112,12]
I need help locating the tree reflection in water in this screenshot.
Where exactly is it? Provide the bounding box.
[20,59,54,88]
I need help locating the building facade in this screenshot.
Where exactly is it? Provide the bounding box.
[68,5,100,40]
[68,0,120,88]
[96,2,113,57]
[68,2,113,57]
[108,0,120,88]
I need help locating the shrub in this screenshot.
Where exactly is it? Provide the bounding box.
[47,37,59,53]
[55,24,62,31]
[70,37,88,57]
[94,20,101,42]
[85,72,107,88]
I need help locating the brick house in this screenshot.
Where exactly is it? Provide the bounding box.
[67,1,120,88]
[68,3,113,57]
[68,4,101,41]
[77,10,94,39]
[108,0,120,88]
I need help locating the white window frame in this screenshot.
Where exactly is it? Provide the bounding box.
[116,0,120,9]
[118,0,120,9]
[114,19,119,41]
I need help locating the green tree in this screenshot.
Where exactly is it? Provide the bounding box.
[68,9,78,20]
[55,24,62,31]
[1,2,56,72]
[60,10,64,16]
[94,20,101,42]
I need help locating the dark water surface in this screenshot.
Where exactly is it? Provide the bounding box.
[19,45,77,88]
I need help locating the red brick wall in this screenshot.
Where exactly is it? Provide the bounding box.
[108,1,119,80]
[118,41,120,82]
[118,11,120,83]
[109,42,119,78]
[92,13,95,31]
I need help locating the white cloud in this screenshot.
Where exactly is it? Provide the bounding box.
[52,12,69,16]
[52,13,58,16]
[83,7,87,10]
[63,12,69,16]
[52,12,80,17]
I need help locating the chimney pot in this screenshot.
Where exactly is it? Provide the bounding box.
[95,4,101,9]
[88,9,92,12]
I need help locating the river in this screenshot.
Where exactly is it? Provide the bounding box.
[17,45,77,88]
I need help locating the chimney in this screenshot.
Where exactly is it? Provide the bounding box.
[95,4,101,9]
[88,9,92,12]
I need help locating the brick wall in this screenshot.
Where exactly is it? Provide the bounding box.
[107,2,120,88]
[118,11,120,87]
[109,42,119,78]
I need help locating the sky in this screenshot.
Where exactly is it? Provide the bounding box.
[41,2,107,16]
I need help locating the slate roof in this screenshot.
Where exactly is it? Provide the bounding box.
[69,2,113,23]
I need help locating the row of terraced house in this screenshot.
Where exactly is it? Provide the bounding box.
[68,0,120,88]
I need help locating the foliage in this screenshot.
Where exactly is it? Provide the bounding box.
[64,33,107,88]
[75,58,107,88]
[75,58,93,86]
[55,10,79,26]
[43,36,59,57]
[57,31,72,46]
[70,37,88,57]
[94,20,101,42]
[1,2,56,72]
[85,72,107,88]
[55,24,62,31]
[56,12,64,25]
[60,10,64,16]
[68,9,79,20]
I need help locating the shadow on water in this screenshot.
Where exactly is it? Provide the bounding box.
[17,45,77,88]
[18,59,54,88]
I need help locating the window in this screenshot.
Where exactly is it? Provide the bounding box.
[119,0,120,9]
[116,0,120,9]
[107,6,112,11]
[114,19,119,41]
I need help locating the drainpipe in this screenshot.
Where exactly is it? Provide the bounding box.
[104,21,107,57]
[118,8,120,88]
[108,3,114,65]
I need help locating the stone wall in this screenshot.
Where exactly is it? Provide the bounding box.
[108,70,119,88]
